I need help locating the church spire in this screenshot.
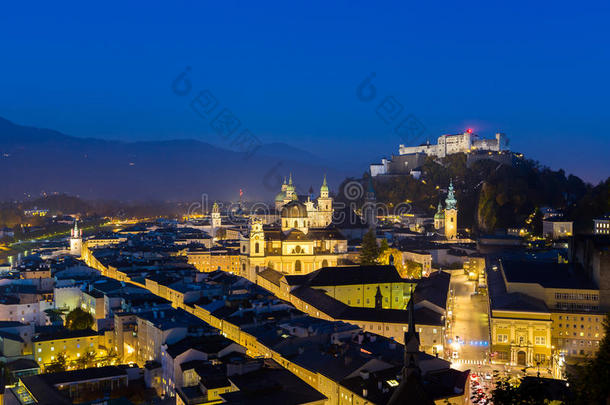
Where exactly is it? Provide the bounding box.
[403,285,420,377]
[320,174,329,196]
[445,179,457,210]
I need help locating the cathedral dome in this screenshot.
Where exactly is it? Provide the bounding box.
[281,200,308,218]
[275,191,286,202]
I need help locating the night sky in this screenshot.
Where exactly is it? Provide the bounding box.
[1,1,609,183]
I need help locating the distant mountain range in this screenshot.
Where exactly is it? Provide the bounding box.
[0,117,352,201]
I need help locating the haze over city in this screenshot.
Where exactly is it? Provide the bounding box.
[0,2,609,405]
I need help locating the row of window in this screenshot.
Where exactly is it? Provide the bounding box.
[496,334,546,345]
[555,303,599,311]
[554,293,598,301]
[558,315,601,322]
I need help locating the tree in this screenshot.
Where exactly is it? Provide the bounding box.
[359,229,379,265]
[66,308,94,330]
[404,260,423,279]
[379,239,390,254]
[568,312,610,404]
[75,351,96,369]
[45,352,68,373]
[491,376,558,404]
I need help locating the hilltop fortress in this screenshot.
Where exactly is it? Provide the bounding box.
[371,129,510,177]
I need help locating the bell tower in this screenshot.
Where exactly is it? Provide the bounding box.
[70,220,82,256]
[317,175,333,226]
[249,218,265,257]
[211,202,221,236]
[364,177,377,230]
[444,180,457,239]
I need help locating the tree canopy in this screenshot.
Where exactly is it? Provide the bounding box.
[359,229,380,265]
[66,307,94,330]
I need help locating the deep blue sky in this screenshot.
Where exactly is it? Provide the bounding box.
[1,1,609,183]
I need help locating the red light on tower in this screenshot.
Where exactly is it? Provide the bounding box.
[467,128,473,134]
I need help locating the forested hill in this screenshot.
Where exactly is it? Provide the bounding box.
[337,154,610,234]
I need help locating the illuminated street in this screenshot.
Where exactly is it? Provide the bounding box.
[449,272,491,365]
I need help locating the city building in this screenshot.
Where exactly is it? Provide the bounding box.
[489,258,606,374]
[257,265,449,355]
[543,218,573,240]
[240,216,347,281]
[187,246,240,273]
[32,328,99,371]
[593,214,610,235]
[19,366,129,405]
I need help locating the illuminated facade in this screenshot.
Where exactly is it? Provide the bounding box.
[240,216,347,281]
[398,130,508,158]
[274,174,333,228]
[33,330,99,371]
[211,202,221,237]
[433,181,458,239]
[241,174,347,281]
[70,221,83,257]
[444,181,457,240]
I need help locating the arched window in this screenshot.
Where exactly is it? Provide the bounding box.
[294,220,298,228]
[255,242,259,254]
[284,220,288,227]
[295,260,302,273]
[322,259,328,268]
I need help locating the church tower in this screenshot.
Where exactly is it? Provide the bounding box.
[434,201,444,230]
[284,173,297,203]
[249,218,265,258]
[317,175,333,226]
[444,180,457,239]
[70,220,82,257]
[211,202,221,236]
[363,177,377,230]
[275,177,288,211]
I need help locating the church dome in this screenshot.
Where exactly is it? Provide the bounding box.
[434,210,444,220]
[281,200,308,218]
[275,191,286,202]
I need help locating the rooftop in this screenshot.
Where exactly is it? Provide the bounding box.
[501,260,598,290]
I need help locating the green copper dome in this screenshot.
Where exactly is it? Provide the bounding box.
[434,201,444,219]
[275,191,286,202]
